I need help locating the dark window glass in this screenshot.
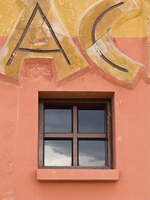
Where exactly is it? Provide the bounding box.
[39,99,112,169]
[45,108,72,133]
[78,109,105,133]
[79,140,105,166]
[44,140,72,166]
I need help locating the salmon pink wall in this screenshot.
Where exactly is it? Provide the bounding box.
[0,54,150,199]
[0,0,150,199]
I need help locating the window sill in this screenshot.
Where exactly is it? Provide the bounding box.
[37,169,119,181]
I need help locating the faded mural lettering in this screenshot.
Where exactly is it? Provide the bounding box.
[0,0,149,84]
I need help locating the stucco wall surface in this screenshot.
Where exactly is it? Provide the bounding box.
[0,0,150,199]
[0,56,150,200]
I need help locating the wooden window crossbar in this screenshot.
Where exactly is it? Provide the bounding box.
[38,99,112,169]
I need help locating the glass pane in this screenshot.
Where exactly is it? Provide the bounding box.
[44,140,72,166]
[78,109,105,133]
[45,108,72,132]
[79,140,105,166]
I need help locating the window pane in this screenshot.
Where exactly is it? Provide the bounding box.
[45,108,72,132]
[44,140,72,166]
[79,140,105,166]
[78,109,105,133]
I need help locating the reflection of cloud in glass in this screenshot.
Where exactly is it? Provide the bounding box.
[45,109,72,133]
[79,155,105,166]
[79,140,105,166]
[45,140,105,167]
[78,109,105,133]
[44,140,72,166]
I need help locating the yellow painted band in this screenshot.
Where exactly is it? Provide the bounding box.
[0,0,148,38]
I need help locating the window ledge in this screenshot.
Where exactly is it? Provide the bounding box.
[37,169,119,181]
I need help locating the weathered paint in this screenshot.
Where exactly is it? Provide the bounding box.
[0,0,146,38]
[0,0,149,84]
[0,36,8,50]
[0,55,150,199]
[145,0,150,77]
[0,0,88,79]
[0,1,150,199]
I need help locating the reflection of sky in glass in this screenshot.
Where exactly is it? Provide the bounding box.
[44,140,72,166]
[79,140,105,166]
[45,109,72,132]
[78,109,105,133]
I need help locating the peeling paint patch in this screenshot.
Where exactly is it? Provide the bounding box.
[118,135,122,141]
[0,153,14,176]
[3,121,13,136]
[24,65,52,79]
[0,191,16,200]
[0,36,8,50]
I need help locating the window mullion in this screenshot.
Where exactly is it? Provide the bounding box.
[73,105,78,166]
[39,102,44,168]
[107,101,112,168]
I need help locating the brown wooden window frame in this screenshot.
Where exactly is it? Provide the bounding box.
[38,99,113,169]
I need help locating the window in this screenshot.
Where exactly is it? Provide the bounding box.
[39,99,112,169]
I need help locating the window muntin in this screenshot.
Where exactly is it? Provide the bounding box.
[39,99,112,169]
